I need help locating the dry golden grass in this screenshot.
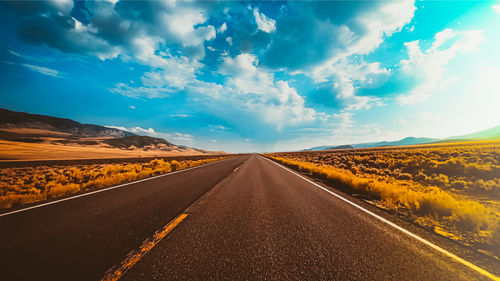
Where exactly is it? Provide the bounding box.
[0,157,229,209]
[266,141,500,258]
[0,140,215,161]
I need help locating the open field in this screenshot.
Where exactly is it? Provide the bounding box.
[265,140,500,259]
[0,155,232,210]
[0,154,230,168]
[0,140,222,161]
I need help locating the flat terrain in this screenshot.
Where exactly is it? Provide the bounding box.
[1,155,497,280]
[266,141,500,259]
[0,139,212,161]
[0,156,246,281]
[0,154,230,168]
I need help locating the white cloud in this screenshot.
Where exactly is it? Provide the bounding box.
[311,59,388,112]
[333,112,354,129]
[111,52,200,98]
[183,53,320,136]
[106,126,128,131]
[129,105,136,109]
[260,0,415,72]
[21,63,61,78]
[314,60,389,97]
[107,126,194,144]
[397,28,484,105]
[129,127,157,135]
[253,8,276,33]
[165,132,194,143]
[8,50,22,57]
[220,53,257,75]
[226,37,233,46]
[350,0,416,55]
[492,5,500,14]
[345,96,384,111]
[21,1,217,63]
[160,10,216,48]
[50,0,74,14]
[170,114,192,118]
[218,22,227,34]
[276,0,412,115]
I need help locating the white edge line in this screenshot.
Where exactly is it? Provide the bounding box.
[261,156,499,281]
[0,158,232,217]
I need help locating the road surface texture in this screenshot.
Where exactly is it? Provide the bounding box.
[1,154,497,280]
[0,156,248,281]
[123,155,494,281]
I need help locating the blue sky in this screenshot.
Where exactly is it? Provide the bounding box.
[0,0,499,152]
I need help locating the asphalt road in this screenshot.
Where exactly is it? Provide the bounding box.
[0,155,248,281]
[123,155,491,281]
[0,154,496,280]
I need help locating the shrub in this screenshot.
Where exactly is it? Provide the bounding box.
[267,148,500,256]
[0,156,229,209]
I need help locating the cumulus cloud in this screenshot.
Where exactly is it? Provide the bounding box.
[308,59,388,111]
[349,0,416,55]
[184,53,319,140]
[259,0,415,70]
[253,8,276,33]
[397,28,484,104]
[218,22,227,34]
[109,48,321,141]
[313,60,389,92]
[110,52,201,98]
[248,0,414,116]
[4,1,120,60]
[219,53,258,76]
[4,0,216,62]
[2,0,441,146]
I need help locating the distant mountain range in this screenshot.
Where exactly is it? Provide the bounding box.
[0,108,135,139]
[448,125,500,140]
[304,125,500,151]
[0,108,211,155]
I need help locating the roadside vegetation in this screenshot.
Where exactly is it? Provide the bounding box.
[266,140,500,258]
[0,156,229,209]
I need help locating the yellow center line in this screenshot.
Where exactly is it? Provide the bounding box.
[101,213,188,281]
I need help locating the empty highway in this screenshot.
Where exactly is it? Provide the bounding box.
[0,154,497,281]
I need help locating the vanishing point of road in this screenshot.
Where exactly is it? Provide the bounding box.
[1,154,498,280]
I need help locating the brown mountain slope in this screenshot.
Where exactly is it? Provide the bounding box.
[0,108,219,160]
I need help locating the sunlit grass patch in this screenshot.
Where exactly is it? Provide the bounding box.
[0,157,229,209]
[266,142,500,258]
